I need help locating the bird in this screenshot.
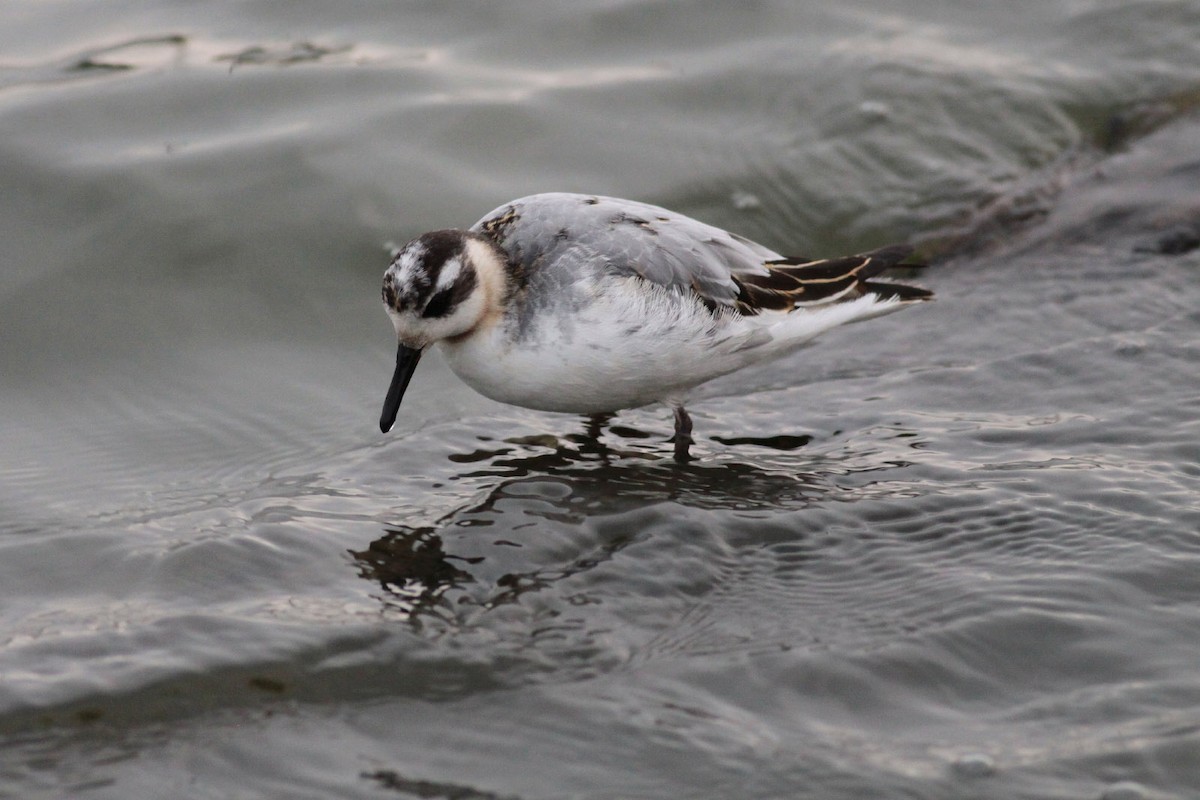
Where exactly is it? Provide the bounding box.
[379,192,931,462]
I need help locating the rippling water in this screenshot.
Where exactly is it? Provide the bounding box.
[3,2,1200,798]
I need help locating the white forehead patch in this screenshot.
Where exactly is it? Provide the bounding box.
[391,241,429,288]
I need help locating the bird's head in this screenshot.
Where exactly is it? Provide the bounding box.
[379,230,504,432]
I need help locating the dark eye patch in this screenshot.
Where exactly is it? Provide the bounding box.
[421,287,455,318]
[418,255,478,319]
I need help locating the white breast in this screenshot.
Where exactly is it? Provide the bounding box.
[439,277,736,412]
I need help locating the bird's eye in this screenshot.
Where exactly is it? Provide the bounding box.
[421,288,455,318]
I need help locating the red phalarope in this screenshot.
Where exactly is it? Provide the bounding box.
[380,193,932,462]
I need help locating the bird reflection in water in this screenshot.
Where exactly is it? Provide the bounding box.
[353,415,922,623]
[349,526,481,621]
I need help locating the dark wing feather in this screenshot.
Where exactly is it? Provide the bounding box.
[859,280,935,302]
[733,244,930,315]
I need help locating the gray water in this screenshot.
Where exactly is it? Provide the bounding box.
[3,2,1200,798]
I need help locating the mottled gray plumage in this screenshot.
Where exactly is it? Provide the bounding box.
[471,193,929,322]
[472,193,777,307]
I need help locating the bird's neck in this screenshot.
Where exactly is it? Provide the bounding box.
[454,236,511,340]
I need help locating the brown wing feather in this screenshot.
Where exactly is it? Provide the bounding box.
[733,245,930,316]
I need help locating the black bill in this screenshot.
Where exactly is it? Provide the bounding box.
[379,343,423,433]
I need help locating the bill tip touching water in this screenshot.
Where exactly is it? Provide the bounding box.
[379,192,932,462]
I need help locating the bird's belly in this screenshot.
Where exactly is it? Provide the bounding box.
[438,285,754,413]
[439,328,682,412]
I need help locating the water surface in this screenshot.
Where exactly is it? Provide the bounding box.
[3,2,1200,798]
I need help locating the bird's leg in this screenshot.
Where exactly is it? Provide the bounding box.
[671,405,694,463]
[585,412,613,442]
[581,412,615,461]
